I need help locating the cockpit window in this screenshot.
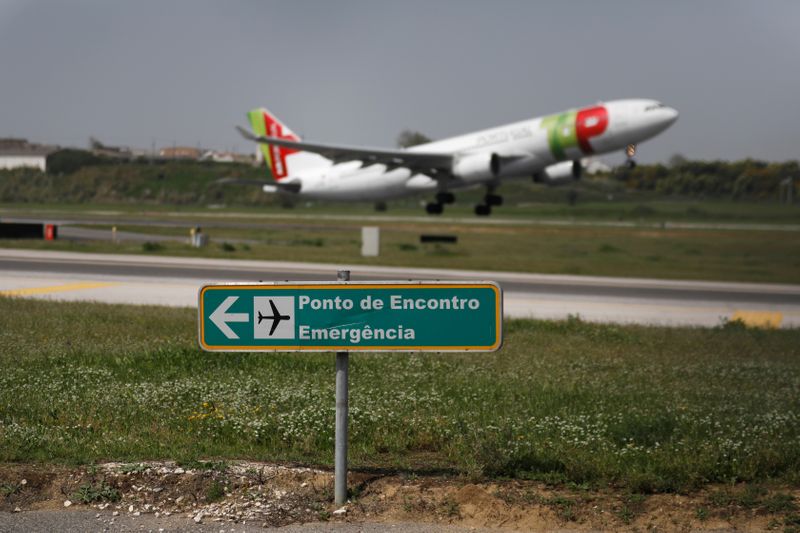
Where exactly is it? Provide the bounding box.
[645,103,666,111]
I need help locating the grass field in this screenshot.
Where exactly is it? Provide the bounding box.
[3,198,799,283]
[3,215,799,284]
[1,297,798,494]
[2,195,800,224]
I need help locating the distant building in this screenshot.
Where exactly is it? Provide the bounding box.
[200,150,254,164]
[159,146,202,160]
[0,138,58,171]
[89,136,134,159]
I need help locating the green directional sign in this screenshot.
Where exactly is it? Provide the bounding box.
[198,281,502,352]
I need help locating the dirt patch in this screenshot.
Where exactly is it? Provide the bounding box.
[1,462,798,531]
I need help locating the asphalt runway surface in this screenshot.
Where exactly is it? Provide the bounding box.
[1,249,799,327]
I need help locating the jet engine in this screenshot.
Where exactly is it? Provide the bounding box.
[452,152,500,183]
[532,160,582,185]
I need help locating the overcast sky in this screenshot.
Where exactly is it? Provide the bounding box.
[1,0,798,163]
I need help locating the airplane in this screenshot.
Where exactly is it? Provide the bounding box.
[257,299,291,336]
[236,99,678,216]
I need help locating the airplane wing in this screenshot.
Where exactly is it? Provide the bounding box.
[236,126,453,175]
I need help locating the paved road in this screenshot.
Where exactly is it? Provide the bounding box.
[0,510,510,533]
[1,249,798,327]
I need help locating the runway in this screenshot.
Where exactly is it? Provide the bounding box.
[1,248,798,328]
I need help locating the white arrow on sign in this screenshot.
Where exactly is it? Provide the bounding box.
[209,296,250,339]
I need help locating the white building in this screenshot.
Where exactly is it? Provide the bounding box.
[0,138,57,171]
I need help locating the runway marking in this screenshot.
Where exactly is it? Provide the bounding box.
[731,310,783,328]
[0,281,120,297]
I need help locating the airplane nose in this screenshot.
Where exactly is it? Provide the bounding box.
[663,106,679,125]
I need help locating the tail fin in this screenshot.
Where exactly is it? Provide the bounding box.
[247,108,329,180]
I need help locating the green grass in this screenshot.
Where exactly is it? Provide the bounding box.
[3,214,799,283]
[2,193,800,224]
[1,297,799,493]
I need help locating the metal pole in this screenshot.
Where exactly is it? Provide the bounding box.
[334,269,350,505]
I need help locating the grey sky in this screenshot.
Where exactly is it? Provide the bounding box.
[1,0,798,164]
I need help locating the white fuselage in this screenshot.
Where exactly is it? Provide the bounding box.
[272,99,678,201]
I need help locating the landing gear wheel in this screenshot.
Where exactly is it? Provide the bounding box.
[436,191,455,204]
[426,202,444,215]
[625,144,637,169]
[474,204,491,216]
[485,194,503,206]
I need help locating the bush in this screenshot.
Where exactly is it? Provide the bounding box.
[47,149,105,175]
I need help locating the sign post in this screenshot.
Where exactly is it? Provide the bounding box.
[334,270,349,505]
[198,277,502,506]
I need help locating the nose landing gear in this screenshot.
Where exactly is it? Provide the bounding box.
[625,144,637,169]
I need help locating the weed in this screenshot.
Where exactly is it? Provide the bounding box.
[618,493,646,524]
[708,485,768,509]
[205,481,225,503]
[0,483,20,496]
[618,505,635,524]
[402,496,414,513]
[765,493,797,513]
[219,242,236,252]
[141,241,163,252]
[120,463,148,474]
[398,243,418,252]
[441,497,461,518]
[696,507,709,521]
[178,460,227,472]
[547,496,576,521]
[72,482,120,503]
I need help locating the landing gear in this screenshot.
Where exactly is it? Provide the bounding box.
[474,187,502,216]
[425,191,454,215]
[425,202,444,215]
[485,194,503,206]
[625,144,637,168]
[474,204,492,216]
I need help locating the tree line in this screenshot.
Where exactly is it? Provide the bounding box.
[609,157,798,199]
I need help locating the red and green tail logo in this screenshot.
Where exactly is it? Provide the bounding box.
[247,108,299,180]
